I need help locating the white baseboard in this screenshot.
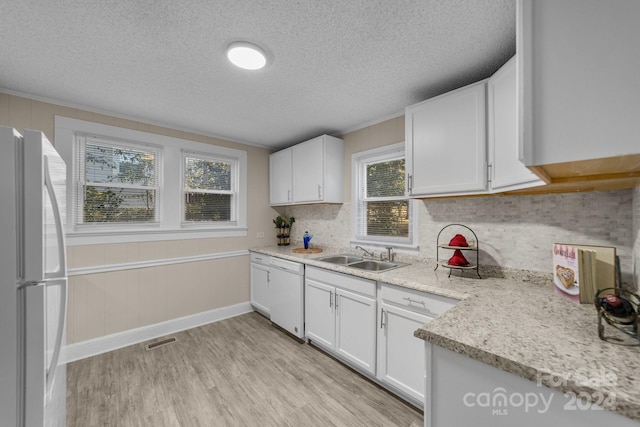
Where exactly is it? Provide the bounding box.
[62,301,253,363]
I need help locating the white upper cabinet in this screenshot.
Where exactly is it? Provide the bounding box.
[269,135,343,206]
[269,148,292,205]
[405,56,548,198]
[487,57,544,192]
[405,81,488,197]
[517,0,640,189]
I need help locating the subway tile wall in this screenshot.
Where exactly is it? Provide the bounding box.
[285,188,637,287]
[633,185,640,290]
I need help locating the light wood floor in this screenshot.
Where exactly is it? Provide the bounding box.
[67,312,423,426]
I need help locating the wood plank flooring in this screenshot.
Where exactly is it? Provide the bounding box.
[67,312,423,426]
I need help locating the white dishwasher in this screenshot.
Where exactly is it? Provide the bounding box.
[269,257,304,339]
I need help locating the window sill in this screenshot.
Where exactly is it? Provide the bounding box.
[66,227,248,246]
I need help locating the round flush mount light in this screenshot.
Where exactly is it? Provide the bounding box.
[226,41,269,70]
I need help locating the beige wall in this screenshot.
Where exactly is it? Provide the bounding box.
[0,92,278,344]
[341,116,404,200]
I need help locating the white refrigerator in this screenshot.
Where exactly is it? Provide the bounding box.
[0,126,68,427]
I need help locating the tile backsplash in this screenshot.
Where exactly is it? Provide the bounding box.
[285,188,637,287]
[634,185,640,290]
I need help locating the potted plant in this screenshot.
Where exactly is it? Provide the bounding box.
[273,215,295,246]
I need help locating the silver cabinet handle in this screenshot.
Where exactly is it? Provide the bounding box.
[403,296,426,306]
[329,290,333,308]
[380,308,385,329]
[288,189,292,201]
[335,292,338,309]
[318,184,322,199]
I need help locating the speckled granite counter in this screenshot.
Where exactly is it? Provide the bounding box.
[250,246,640,423]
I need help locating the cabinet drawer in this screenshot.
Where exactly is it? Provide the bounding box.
[380,283,458,317]
[250,252,270,265]
[306,266,376,298]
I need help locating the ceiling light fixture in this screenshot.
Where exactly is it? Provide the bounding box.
[226,41,268,71]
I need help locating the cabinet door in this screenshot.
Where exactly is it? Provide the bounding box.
[335,288,376,375]
[250,263,270,315]
[518,0,640,167]
[269,148,292,205]
[406,82,487,196]
[292,137,324,203]
[304,278,335,349]
[427,344,640,427]
[377,302,431,405]
[488,57,543,192]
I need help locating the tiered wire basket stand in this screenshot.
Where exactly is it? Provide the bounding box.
[434,224,481,278]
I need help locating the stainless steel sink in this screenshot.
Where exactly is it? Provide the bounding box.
[316,254,364,265]
[348,260,401,271]
[314,254,408,272]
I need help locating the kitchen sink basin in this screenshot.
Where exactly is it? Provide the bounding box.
[314,254,408,272]
[315,254,364,264]
[348,260,404,272]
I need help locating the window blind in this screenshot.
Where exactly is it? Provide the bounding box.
[75,136,159,225]
[182,152,236,223]
[354,155,412,243]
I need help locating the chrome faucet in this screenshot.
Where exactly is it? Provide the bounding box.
[355,245,375,258]
[382,246,395,262]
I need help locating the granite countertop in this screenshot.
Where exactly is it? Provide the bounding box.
[250,246,640,423]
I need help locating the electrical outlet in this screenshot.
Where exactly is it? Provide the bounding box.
[256,232,265,238]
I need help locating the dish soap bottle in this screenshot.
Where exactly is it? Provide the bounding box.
[303,231,313,250]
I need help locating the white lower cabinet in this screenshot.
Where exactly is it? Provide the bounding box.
[377,283,458,408]
[335,287,377,373]
[425,344,640,427]
[305,266,377,375]
[378,302,430,406]
[305,279,335,348]
[304,268,461,409]
[249,252,271,316]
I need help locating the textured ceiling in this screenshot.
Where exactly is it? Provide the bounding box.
[0,0,515,150]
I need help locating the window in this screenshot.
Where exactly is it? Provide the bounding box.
[55,116,247,245]
[182,152,237,224]
[353,143,415,246]
[75,136,160,226]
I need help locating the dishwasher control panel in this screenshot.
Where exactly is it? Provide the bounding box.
[270,257,304,274]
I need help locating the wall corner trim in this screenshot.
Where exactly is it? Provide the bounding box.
[62,301,253,363]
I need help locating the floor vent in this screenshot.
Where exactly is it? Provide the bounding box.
[145,337,177,351]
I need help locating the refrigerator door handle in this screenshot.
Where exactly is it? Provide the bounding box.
[20,279,68,397]
[46,280,67,394]
[44,156,67,278]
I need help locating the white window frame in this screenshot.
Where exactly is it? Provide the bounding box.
[74,135,162,230]
[351,143,418,249]
[55,116,247,245]
[181,150,239,227]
